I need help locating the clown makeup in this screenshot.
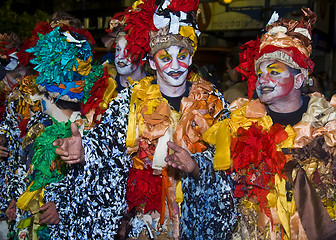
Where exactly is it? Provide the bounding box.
[114,35,140,76]
[150,45,192,90]
[256,60,301,106]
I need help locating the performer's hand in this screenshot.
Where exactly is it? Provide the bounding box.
[39,202,60,225]
[0,136,8,158]
[53,123,84,164]
[165,141,199,179]
[5,199,16,221]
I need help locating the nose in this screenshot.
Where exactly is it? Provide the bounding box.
[258,73,268,84]
[119,50,125,59]
[171,57,179,70]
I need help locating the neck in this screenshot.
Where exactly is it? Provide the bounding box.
[50,106,74,123]
[119,66,146,87]
[268,91,302,113]
[158,79,187,97]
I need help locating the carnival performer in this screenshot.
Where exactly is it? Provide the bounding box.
[51,0,238,239]
[0,31,41,239]
[201,8,336,240]
[82,13,148,127]
[2,17,105,239]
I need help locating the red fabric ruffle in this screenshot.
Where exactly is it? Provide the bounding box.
[17,21,53,67]
[81,67,109,124]
[167,0,199,12]
[259,45,315,74]
[231,122,288,216]
[235,37,260,99]
[126,166,162,214]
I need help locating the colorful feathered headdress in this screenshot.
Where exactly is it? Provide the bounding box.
[26,20,100,103]
[236,8,316,98]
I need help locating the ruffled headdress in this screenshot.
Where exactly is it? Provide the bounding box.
[26,21,99,103]
[102,0,157,65]
[236,8,316,98]
[149,0,200,57]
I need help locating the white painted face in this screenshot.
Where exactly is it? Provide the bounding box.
[150,45,192,87]
[256,60,303,105]
[114,36,140,76]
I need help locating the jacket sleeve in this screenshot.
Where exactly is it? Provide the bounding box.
[180,148,238,240]
[44,88,132,238]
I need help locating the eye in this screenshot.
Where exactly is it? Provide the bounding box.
[178,54,187,60]
[270,70,280,75]
[161,57,171,62]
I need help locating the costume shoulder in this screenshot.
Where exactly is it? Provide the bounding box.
[175,74,230,154]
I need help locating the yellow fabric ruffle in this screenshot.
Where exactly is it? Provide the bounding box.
[203,99,274,170]
[98,76,118,110]
[126,77,169,150]
[273,174,296,239]
[179,26,198,55]
[74,56,92,76]
[17,182,45,212]
[175,179,183,204]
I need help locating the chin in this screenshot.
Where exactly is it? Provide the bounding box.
[257,94,273,104]
[168,80,186,87]
[165,74,188,86]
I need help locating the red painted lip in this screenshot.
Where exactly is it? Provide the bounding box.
[166,71,185,79]
[259,86,275,94]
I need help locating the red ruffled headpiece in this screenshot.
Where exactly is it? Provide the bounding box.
[235,37,260,99]
[259,45,314,73]
[106,0,157,65]
[167,0,199,12]
[124,0,157,64]
[17,21,53,67]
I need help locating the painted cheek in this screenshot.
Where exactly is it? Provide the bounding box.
[155,57,171,72]
[278,74,293,86]
[264,73,278,84]
[154,59,165,75]
[279,75,294,91]
[162,62,171,71]
[273,75,295,99]
[178,60,189,69]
